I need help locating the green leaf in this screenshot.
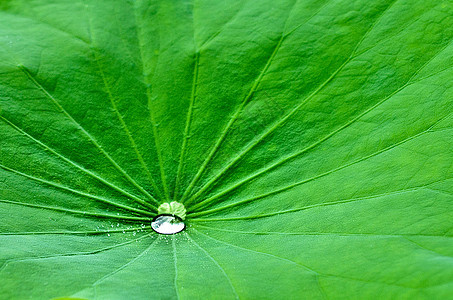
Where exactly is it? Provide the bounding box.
[1,0,452,299]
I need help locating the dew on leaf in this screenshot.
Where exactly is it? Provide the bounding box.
[151,214,185,235]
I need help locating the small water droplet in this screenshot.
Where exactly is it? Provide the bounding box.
[107,234,110,237]
[151,215,185,235]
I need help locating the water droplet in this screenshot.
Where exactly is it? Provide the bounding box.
[151,215,185,235]
[107,234,110,237]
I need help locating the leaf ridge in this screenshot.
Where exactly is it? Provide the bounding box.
[189,181,450,219]
[190,125,439,214]
[194,225,453,239]
[19,65,158,209]
[0,226,152,236]
[0,162,154,217]
[0,10,90,45]
[180,0,300,204]
[131,1,171,202]
[197,1,247,50]
[0,199,152,222]
[193,227,318,274]
[193,228,446,290]
[188,54,452,211]
[0,233,151,274]
[91,234,158,287]
[0,114,156,211]
[172,237,181,300]
[189,31,453,212]
[185,232,239,299]
[173,53,200,201]
[404,238,453,259]
[193,228,327,297]
[90,47,161,205]
[184,0,403,208]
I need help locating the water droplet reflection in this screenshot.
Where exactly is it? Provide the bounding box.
[151,214,185,235]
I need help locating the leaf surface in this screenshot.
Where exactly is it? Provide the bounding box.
[1,0,452,299]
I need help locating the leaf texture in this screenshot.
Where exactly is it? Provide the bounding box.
[0,0,452,299]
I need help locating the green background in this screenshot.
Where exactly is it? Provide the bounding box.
[0,0,452,299]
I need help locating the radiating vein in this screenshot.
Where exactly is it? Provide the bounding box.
[83,5,161,206]
[0,233,150,274]
[90,44,161,205]
[189,125,441,214]
[185,232,239,299]
[0,114,156,211]
[180,0,299,204]
[184,0,404,207]
[18,65,158,210]
[132,0,171,201]
[195,229,425,290]
[92,234,158,286]
[193,227,317,274]
[187,41,453,210]
[193,227,423,291]
[404,238,453,259]
[192,228,327,297]
[0,226,152,236]
[172,0,200,201]
[173,52,199,201]
[198,0,247,49]
[193,224,453,239]
[0,163,154,217]
[0,10,90,45]
[197,227,451,290]
[0,199,152,221]
[188,182,442,219]
[172,237,180,300]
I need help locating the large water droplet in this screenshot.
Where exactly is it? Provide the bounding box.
[151,214,185,235]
